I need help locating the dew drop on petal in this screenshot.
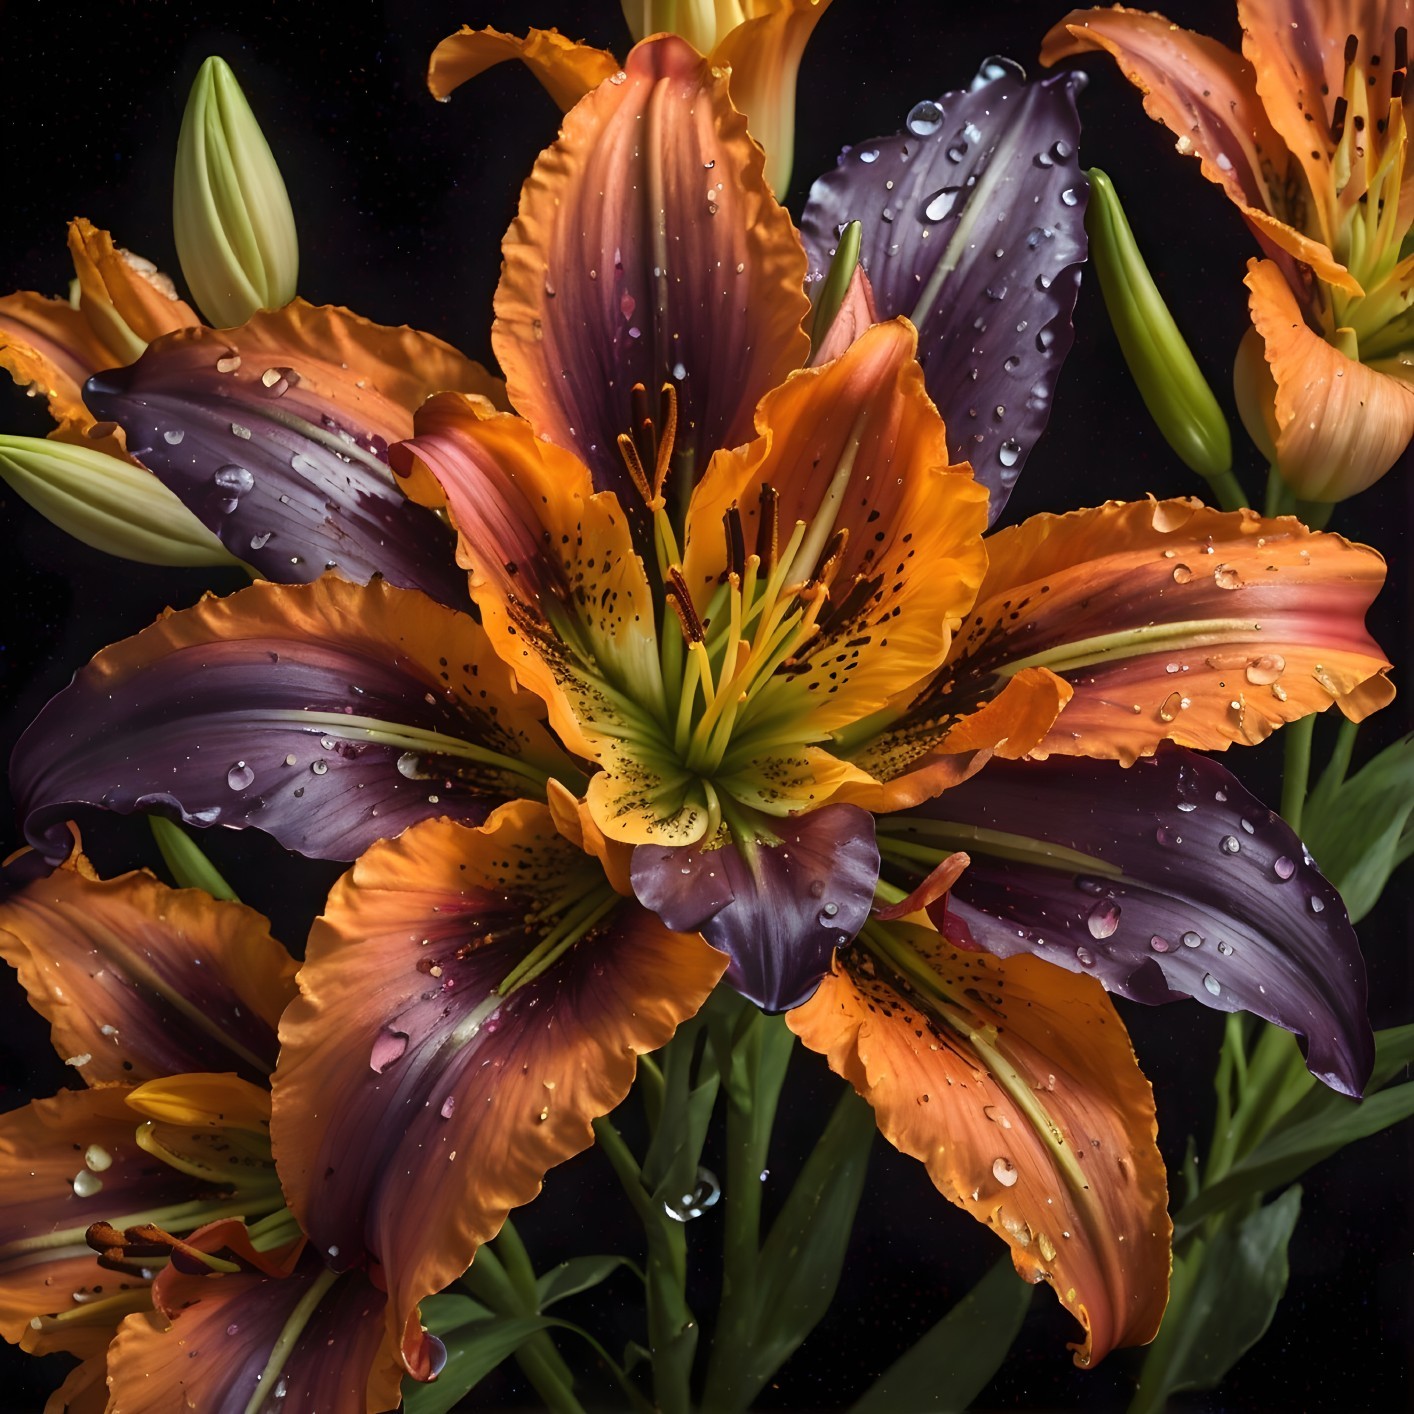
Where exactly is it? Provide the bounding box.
[1086,901,1120,939]
[992,1157,1019,1187]
[1202,973,1222,996]
[1219,835,1240,854]
[1273,855,1295,880]
[71,1170,103,1198]
[1181,931,1203,948]
[226,761,255,790]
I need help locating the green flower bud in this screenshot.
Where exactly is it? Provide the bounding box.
[1086,168,1232,480]
[811,218,863,347]
[0,435,241,567]
[174,57,298,328]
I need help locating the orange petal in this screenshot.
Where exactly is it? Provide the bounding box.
[66,219,197,360]
[493,33,810,504]
[950,496,1393,763]
[270,806,725,1373]
[682,319,990,736]
[428,24,621,109]
[545,778,636,896]
[396,394,661,765]
[1245,257,1414,499]
[44,1353,108,1414]
[0,847,295,1086]
[789,921,1170,1365]
[1039,8,1360,291]
[708,0,834,194]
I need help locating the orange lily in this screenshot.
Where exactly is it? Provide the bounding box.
[427,0,832,193]
[1043,1,1414,501]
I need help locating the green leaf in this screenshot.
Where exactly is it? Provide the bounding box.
[419,1292,495,1334]
[150,815,239,900]
[1177,1025,1414,1234]
[536,1254,639,1310]
[1132,1189,1302,1412]
[850,1257,1032,1413]
[1303,733,1414,922]
[402,1314,561,1414]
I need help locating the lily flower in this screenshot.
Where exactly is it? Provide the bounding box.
[426,1,832,195]
[1042,1,1414,502]
[7,34,1393,1376]
[0,840,416,1411]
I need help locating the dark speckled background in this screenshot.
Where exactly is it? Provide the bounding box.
[0,1,1409,1409]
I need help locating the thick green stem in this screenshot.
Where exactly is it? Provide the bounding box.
[1203,467,1249,511]
[1280,714,1315,834]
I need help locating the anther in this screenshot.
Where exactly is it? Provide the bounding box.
[665,569,707,643]
[809,527,850,587]
[1331,94,1349,142]
[1397,25,1409,74]
[755,483,780,570]
[723,504,747,579]
[1345,33,1359,68]
[616,430,654,505]
[653,383,678,499]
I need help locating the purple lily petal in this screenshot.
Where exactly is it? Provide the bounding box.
[800,60,1087,522]
[12,577,573,863]
[631,804,880,1012]
[894,747,1372,1096]
[83,321,471,606]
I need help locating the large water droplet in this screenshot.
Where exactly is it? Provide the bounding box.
[1060,188,1079,206]
[924,186,960,221]
[1273,855,1295,880]
[992,1156,1019,1187]
[1086,900,1120,939]
[370,1028,409,1073]
[71,1170,103,1198]
[1309,895,1325,914]
[162,429,185,445]
[249,531,272,550]
[213,464,254,495]
[858,148,880,164]
[663,1166,721,1222]
[226,761,255,791]
[397,752,423,779]
[906,99,945,136]
[1202,973,1222,996]
[1181,930,1203,948]
[1149,934,1172,953]
[998,439,1021,468]
[1219,835,1240,854]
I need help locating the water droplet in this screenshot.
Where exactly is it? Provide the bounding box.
[370,1028,409,1073]
[1035,327,1056,352]
[1176,801,1197,813]
[1215,151,1234,171]
[1202,973,1222,996]
[663,1167,721,1222]
[906,99,945,136]
[1271,855,1297,882]
[992,1157,1019,1187]
[213,464,254,495]
[230,423,252,440]
[1075,945,1096,965]
[1216,940,1234,956]
[609,69,628,84]
[1309,895,1325,914]
[311,760,329,776]
[1035,149,1054,168]
[1060,187,1079,206]
[1086,900,1120,939]
[1213,563,1242,590]
[808,880,825,898]
[923,186,960,220]
[821,902,839,918]
[397,752,423,779]
[249,531,272,550]
[439,1095,456,1119]
[1149,934,1172,953]
[84,1144,112,1172]
[71,1170,103,1198]
[162,429,185,445]
[1075,876,1105,895]
[1051,139,1073,161]
[858,148,880,164]
[672,361,688,381]
[226,761,254,791]
[998,439,1021,467]
[1181,931,1203,948]
[1240,818,1255,834]
[1219,835,1240,854]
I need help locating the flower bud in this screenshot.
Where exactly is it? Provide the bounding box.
[174,57,298,328]
[1086,168,1232,480]
[0,435,241,566]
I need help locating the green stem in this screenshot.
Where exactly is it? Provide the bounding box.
[1280,714,1315,833]
[1263,463,1295,518]
[1326,716,1359,794]
[1294,497,1335,529]
[1203,467,1249,511]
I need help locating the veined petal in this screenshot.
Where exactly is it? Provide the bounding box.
[493,33,810,506]
[270,806,724,1372]
[1245,257,1414,500]
[395,394,662,765]
[708,0,834,195]
[428,24,621,109]
[789,922,1170,1366]
[0,845,294,1085]
[45,1353,107,1414]
[948,497,1392,764]
[682,320,990,737]
[84,302,500,600]
[892,748,1373,1096]
[106,1228,404,1413]
[0,1088,205,1355]
[13,576,573,863]
[799,67,1087,520]
[66,219,198,362]
[631,802,878,1011]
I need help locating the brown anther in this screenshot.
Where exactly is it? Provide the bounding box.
[1393,69,1406,101]
[652,383,678,499]
[809,527,850,587]
[755,483,780,570]
[723,504,747,579]
[1397,25,1409,73]
[1345,32,1359,67]
[1331,94,1349,142]
[616,430,655,506]
[665,569,707,643]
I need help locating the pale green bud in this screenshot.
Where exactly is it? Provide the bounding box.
[174,57,298,328]
[0,435,241,567]
[1086,168,1233,481]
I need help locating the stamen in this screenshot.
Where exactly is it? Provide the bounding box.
[1332,94,1349,143]
[665,568,707,643]
[1398,25,1409,73]
[754,483,779,570]
[808,526,850,587]
[616,430,655,505]
[723,504,747,580]
[653,383,678,499]
[1345,33,1359,68]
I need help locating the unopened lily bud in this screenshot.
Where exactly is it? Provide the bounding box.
[1086,168,1232,481]
[174,57,298,328]
[811,219,863,346]
[0,435,240,567]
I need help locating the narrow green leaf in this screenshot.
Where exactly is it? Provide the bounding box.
[1132,1189,1301,1412]
[149,815,239,900]
[402,1315,561,1414]
[418,1292,496,1334]
[851,1257,1031,1413]
[536,1254,639,1310]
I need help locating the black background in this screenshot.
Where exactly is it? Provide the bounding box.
[0,0,1409,1409]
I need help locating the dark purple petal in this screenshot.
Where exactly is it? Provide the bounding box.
[895,747,1372,1096]
[800,62,1087,522]
[12,577,571,863]
[631,805,880,1011]
[83,333,468,606]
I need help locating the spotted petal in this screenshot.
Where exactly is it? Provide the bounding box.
[270,805,724,1372]
[13,576,573,863]
[946,498,1392,764]
[83,303,501,600]
[631,803,879,1011]
[789,922,1170,1366]
[105,1223,405,1411]
[0,844,295,1086]
[493,34,810,509]
[799,64,1088,519]
[891,748,1373,1096]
